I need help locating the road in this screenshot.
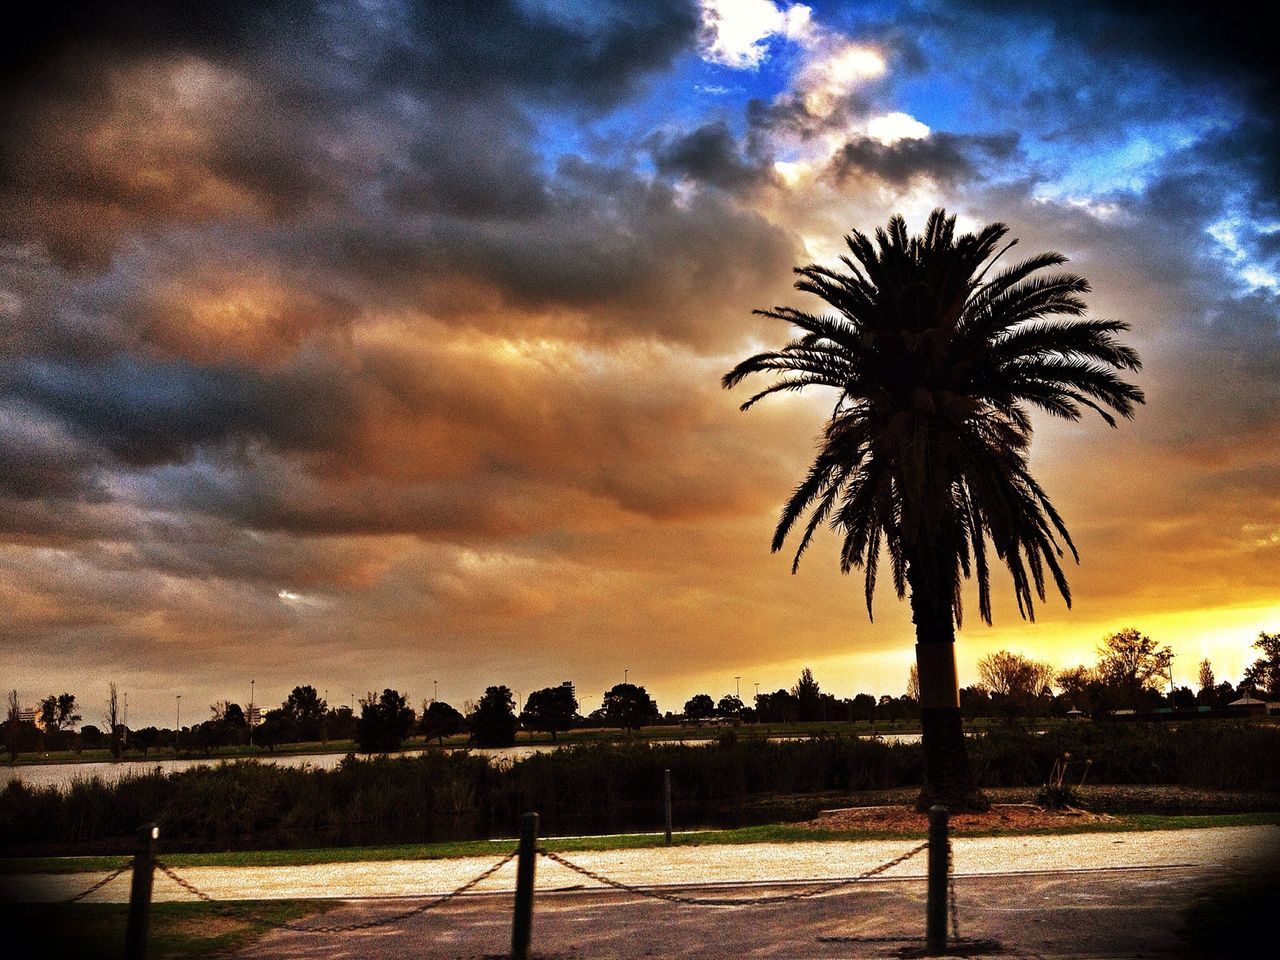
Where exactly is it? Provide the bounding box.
[13,826,1279,958]
[232,865,1235,959]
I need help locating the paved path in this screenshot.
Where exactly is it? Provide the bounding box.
[232,865,1234,959]
[14,825,1280,903]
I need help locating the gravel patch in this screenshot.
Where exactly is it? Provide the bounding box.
[15,824,1280,904]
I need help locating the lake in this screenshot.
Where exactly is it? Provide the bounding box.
[1,732,922,791]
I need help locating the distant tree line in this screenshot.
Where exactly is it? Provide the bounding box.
[10,722,1280,856]
[5,629,1278,760]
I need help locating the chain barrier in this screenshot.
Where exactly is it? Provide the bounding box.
[948,833,960,942]
[61,860,133,903]
[61,828,968,946]
[819,835,972,948]
[537,840,929,907]
[152,850,517,933]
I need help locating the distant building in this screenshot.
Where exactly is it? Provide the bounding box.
[16,705,41,728]
[1227,693,1267,717]
[246,704,262,727]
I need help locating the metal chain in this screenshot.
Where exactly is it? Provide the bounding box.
[62,861,134,903]
[948,834,960,942]
[153,850,517,933]
[819,836,965,948]
[537,840,929,907]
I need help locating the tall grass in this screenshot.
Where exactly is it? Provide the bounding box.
[2,724,1275,855]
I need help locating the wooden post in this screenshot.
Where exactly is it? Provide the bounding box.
[663,768,673,845]
[511,812,539,960]
[124,823,159,960]
[926,805,949,955]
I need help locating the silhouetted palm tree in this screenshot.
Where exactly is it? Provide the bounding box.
[724,210,1143,809]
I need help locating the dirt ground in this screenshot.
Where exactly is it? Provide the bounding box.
[804,802,1115,833]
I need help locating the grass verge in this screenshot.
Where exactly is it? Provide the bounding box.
[5,811,1277,875]
[0,900,328,959]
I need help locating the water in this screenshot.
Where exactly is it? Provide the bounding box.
[2,732,923,791]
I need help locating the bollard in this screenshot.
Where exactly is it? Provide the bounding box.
[926,805,949,955]
[511,812,539,960]
[124,823,159,960]
[663,768,673,845]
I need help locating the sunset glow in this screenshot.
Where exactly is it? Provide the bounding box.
[1,0,1277,725]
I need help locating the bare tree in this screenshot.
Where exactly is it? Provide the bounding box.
[105,682,122,760]
[906,664,921,701]
[5,690,20,762]
[978,650,1054,718]
[1197,658,1215,693]
[978,651,1054,698]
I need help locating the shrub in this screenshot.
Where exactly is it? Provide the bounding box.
[3,722,1276,855]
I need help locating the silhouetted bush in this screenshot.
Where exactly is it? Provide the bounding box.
[2,723,1275,855]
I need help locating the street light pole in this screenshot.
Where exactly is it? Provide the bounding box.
[433,679,438,702]
[624,668,629,685]
[249,679,255,747]
[175,695,181,752]
[735,676,741,699]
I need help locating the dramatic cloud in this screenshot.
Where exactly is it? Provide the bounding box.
[1,0,1277,721]
[828,131,1020,186]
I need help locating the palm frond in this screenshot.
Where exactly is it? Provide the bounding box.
[724,208,1142,625]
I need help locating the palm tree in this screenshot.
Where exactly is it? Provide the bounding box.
[724,210,1143,810]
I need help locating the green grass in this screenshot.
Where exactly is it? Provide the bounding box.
[7,811,1276,875]
[0,900,329,959]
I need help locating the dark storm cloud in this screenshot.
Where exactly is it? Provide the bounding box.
[0,401,107,502]
[2,353,356,468]
[0,0,701,265]
[651,121,773,191]
[0,0,316,88]
[398,0,700,108]
[827,131,1020,186]
[968,0,1275,86]
[745,90,867,144]
[971,128,1280,459]
[413,157,794,338]
[2,0,699,109]
[381,101,550,218]
[964,0,1278,187]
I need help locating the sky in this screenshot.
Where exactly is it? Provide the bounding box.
[1,0,1277,726]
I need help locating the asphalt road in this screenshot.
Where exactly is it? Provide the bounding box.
[231,864,1236,959]
[15,825,1279,957]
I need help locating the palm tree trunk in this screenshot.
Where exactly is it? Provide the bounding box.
[908,563,989,812]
